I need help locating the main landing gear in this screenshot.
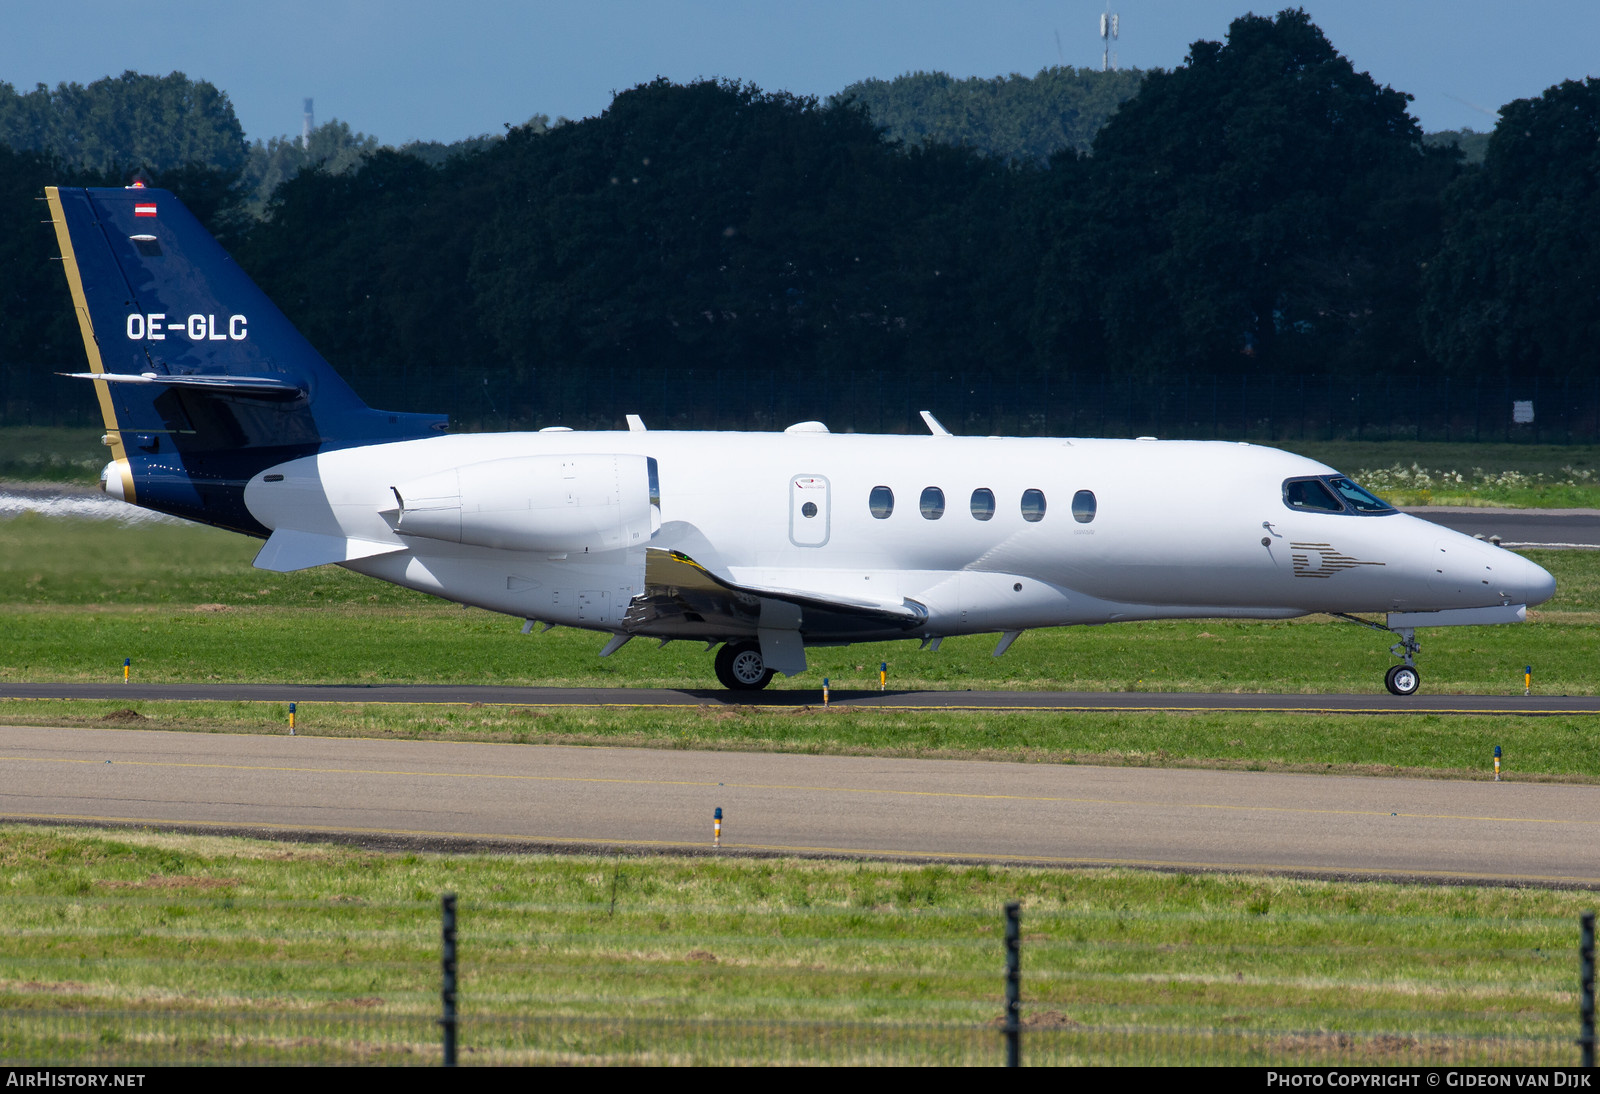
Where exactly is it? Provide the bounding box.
[1334,614,1421,696]
[715,641,775,691]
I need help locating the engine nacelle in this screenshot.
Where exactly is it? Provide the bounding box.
[392,453,655,553]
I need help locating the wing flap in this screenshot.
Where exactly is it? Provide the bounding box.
[732,578,924,622]
[629,548,926,639]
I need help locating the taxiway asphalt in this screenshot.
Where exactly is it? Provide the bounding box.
[1,724,1594,886]
[1409,506,1600,548]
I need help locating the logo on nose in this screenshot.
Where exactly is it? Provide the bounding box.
[1290,542,1385,579]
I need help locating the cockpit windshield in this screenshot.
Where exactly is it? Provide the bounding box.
[1282,475,1396,516]
[1327,476,1394,513]
[1284,478,1343,512]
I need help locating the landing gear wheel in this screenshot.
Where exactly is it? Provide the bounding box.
[715,641,775,691]
[1385,664,1420,697]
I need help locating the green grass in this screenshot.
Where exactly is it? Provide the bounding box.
[0,827,1587,1065]
[1,513,1595,694]
[0,427,107,484]
[5,606,1595,694]
[1284,442,1600,507]
[2,701,1595,781]
[1294,440,1600,482]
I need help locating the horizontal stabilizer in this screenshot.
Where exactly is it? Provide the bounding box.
[59,372,304,399]
[253,529,407,573]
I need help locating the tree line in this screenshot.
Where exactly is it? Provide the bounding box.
[2,10,1595,432]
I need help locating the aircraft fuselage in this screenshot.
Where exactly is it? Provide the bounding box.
[183,429,1556,661]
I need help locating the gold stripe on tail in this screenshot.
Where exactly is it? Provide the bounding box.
[44,186,133,500]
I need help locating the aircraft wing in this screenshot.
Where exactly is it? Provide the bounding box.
[627,548,926,639]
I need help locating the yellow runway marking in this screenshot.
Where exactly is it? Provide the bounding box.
[2,753,1593,828]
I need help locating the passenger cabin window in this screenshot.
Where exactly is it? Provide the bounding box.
[970,488,995,521]
[1021,489,1046,522]
[920,487,946,520]
[1072,490,1096,524]
[869,486,894,519]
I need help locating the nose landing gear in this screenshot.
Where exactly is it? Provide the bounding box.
[1332,614,1424,696]
[1384,627,1421,696]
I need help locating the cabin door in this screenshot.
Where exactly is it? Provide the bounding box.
[788,474,831,547]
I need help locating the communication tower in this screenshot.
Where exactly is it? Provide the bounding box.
[1100,4,1120,72]
[301,98,314,149]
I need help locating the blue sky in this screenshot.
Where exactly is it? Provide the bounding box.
[1,1,1593,145]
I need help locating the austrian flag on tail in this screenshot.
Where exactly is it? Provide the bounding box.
[134,202,157,217]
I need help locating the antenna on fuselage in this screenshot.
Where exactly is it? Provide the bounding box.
[919,411,952,436]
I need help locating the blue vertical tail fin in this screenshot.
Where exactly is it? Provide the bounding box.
[46,184,446,532]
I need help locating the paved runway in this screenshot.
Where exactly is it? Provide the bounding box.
[5,681,1597,713]
[1,724,1594,886]
[1409,506,1600,548]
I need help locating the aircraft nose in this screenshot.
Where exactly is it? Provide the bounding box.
[1413,518,1558,608]
[1509,552,1557,607]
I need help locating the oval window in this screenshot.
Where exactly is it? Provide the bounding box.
[801,501,818,518]
[1072,489,1096,524]
[869,486,894,519]
[920,487,945,520]
[1021,489,1046,523]
[970,488,995,521]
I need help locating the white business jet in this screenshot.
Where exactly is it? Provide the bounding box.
[48,185,1556,695]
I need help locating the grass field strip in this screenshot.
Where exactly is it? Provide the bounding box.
[0,827,1592,1064]
[0,938,1583,1065]
[6,817,1595,884]
[4,698,1599,785]
[15,690,1600,716]
[2,515,1597,702]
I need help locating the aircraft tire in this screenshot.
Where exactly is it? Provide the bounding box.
[1385,664,1420,696]
[715,641,775,691]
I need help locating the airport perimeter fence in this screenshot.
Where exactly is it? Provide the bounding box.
[0,895,1592,1068]
[0,1010,1582,1067]
[8,363,1600,445]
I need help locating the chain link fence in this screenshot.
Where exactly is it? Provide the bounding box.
[2,1009,1580,1067]
[0,895,1591,1067]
